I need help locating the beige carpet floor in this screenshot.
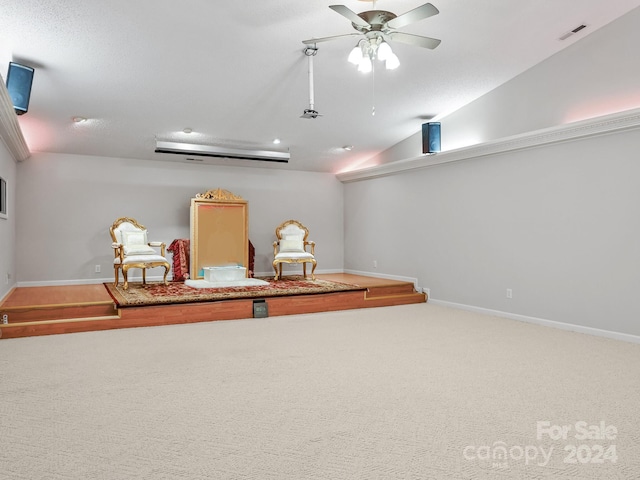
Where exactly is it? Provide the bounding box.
[0,303,639,479]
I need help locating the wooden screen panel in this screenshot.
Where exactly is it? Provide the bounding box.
[190,198,248,279]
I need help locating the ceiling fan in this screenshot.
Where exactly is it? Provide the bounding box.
[302,1,441,71]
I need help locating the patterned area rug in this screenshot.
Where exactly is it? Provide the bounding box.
[105,276,365,307]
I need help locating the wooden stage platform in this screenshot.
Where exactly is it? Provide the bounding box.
[0,274,426,339]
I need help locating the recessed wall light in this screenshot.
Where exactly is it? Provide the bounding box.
[72,116,87,123]
[343,145,354,151]
[273,138,281,144]
[183,128,193,134]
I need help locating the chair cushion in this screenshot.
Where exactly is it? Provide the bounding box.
[280,235,304,252]
[114,254,168,265]
[275,251,314,260]
[122,230,155,255]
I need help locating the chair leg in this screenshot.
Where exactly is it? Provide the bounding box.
[163,265,169,285]
[311,260,317,280]
[303,263,307,279]
[273,261,279,280]
[142,268,147,285]
[123,267,129,290]
[113,267,120,287]
[279,264,283,280]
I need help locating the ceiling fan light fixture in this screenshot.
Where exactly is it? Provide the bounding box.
[348,36,398,72]
[317,3,442,74]
[385,52,400,70]
[358,55,373,73]
[377,40,392,61]
[348,44,363,64]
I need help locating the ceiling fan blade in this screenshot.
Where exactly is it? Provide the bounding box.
[302,32,361,45]
[329,5,371,28]
[386,3,439,30]
[388,32,441,49]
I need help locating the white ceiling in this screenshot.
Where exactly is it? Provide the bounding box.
[2,0,639,173]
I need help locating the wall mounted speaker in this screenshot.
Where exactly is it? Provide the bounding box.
[422,122,441,154]
[6,62,35,115]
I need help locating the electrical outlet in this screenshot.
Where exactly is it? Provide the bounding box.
[2,314,8,324]
[506,288,513,299]
[95,265,101,273]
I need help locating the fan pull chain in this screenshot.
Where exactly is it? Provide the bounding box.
[372,60,376,116]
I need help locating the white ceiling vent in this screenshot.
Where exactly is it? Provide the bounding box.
[155,141,290,163]
[559,24,587,41]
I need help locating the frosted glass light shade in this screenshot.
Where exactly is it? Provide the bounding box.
[377,41,392,61]
[348,46,363,65]
[385,53,400,70]
[358,56,372,73]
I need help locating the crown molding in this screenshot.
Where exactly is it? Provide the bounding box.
[0,76,30,162]
[337,107,640,183]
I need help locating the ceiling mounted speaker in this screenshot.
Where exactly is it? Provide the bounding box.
[6,62,35,115]
[422,122,441,154]
[155,141,290,163]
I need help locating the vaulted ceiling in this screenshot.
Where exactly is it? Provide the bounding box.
[2,1,639,173]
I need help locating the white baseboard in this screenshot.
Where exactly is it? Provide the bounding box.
[16,274,172,288]
[0,285,16,303]
[429,298,640,345]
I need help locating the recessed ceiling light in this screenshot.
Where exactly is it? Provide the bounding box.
[183,128,193,134]
[273,138,281,144]
[72,116,87,123]
[343,145,354,151]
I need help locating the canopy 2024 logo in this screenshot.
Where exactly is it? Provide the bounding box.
[463,421,617,470]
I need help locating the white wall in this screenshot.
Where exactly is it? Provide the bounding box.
[16,153,343,284]
[345,128,640,336]
[342,6,640,337]
[373,5,640,164]
[0,139,16,300]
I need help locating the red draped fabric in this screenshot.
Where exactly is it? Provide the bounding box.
[248,240,255,278]
[168,239,190,281]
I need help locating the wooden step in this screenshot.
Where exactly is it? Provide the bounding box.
[1,301,117,323]
[364,291,427,306]
[0,314,122,339]
[0,284,116,324]
[365,282,418,298]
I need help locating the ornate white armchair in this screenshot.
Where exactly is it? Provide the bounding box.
[110,217,170,290]
[273,219,316,280]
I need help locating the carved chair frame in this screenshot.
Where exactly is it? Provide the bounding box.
[272,219,317,280]
[109,217,170,290]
